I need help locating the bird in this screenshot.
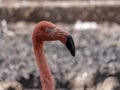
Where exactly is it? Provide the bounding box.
[32,21,75,90]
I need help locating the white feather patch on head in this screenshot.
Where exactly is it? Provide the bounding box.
[45,27,58,35]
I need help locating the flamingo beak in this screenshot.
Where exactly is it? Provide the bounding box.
[56,29,75,57]
[66,35,75,57]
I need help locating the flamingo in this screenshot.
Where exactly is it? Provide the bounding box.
[32,21,75,90]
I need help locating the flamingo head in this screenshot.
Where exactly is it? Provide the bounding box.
[33,21,75,56]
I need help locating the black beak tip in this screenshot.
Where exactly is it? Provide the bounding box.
[72,52,75,57]
[66,35,75,57]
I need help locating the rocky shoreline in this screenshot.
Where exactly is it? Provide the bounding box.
[0,21,120,90]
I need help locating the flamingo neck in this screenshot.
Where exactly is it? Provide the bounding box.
[33,41,54,90]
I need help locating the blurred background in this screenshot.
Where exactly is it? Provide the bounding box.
[0,0,120,90]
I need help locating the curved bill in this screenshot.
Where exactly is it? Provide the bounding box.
[66,35,75,57]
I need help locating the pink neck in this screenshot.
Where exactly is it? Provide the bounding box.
[33,41,54,90]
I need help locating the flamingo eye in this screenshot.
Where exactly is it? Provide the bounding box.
[45,28,51,33]
[45,27,57,34]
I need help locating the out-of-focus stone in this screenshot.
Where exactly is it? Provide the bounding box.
[96,83,102,90]
[87,86,96,90]
[71,87,84,90]
[70,68,97,90]
[0,81,23,90]
[102,77,120,90]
